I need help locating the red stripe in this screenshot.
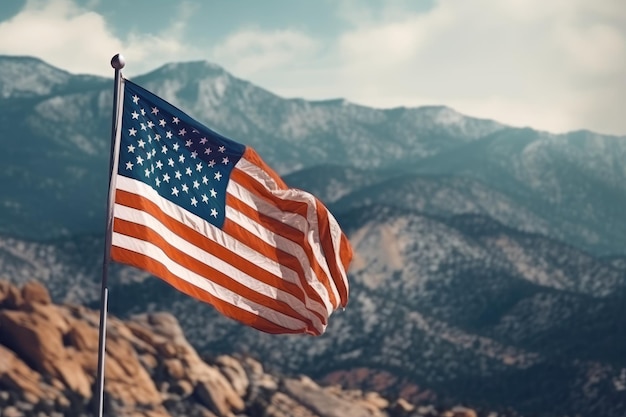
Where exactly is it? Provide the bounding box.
[110,246,310,335]
[229,169,340,308]
[116,190,306,301]
[315,198,349,306]
[113,191,322,332]
[242,147,288,189]
[113,217,318,332]
[226,193,330,311]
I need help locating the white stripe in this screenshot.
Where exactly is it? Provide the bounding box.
[113,202,326,334]
[226,179,339,311]
[327,210,350,296]
[115,175,332,317]
[225,204,333,316]
[111,232,310,332]
[234,158,343,304]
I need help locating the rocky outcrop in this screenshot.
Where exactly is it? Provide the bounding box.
[0,280,489,417]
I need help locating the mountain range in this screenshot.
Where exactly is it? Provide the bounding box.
[0,54,625,417]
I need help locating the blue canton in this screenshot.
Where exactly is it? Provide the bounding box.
[118,80,246,228]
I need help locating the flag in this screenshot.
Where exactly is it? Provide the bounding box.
[110,79,352,335]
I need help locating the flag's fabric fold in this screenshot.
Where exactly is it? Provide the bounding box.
[110,79,351,335]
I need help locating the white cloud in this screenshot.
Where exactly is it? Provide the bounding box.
[212,28,320,75]
[0,0,623,134]
[324,0,626,134]
[0,0,199,76]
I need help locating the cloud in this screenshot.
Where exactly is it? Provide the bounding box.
[0,0,199,76]
[1,0,623,134]
[212,28,320,75]
[326,0,626,134]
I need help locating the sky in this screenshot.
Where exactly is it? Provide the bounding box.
[0,0,624,136]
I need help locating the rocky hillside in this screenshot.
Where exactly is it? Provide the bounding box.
[0,280,492,417]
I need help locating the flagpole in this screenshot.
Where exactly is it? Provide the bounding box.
[95,53,125,417]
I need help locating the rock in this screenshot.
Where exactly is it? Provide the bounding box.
[2,406,22,417]
[283,377,387,417]
[164,358,185,379]
[194,368,245,417]
[390,397,415,415]
[171,380,194,397]
[0,281,22,309]
[0,345,43,398]
[66,320,99,351]
[451,407,478,417]
[21,281,51,305]
[215,355,249,397]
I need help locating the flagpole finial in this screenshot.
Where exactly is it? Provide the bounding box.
[111,54,125,70]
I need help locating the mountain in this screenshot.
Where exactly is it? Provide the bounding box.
[2,207,624,416]
[1,55,625,255]
[1,54,626,417]
[0,280,492,417]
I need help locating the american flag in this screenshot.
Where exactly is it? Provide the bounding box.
[110,79,352,335]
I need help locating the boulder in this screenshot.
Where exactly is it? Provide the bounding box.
[21,281,51,305]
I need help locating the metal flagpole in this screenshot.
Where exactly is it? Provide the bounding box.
[95,53,125,417]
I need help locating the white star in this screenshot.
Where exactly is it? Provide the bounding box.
[154,134,161,141]
[185,139,193,147]
[173,143,180,151]
[175,171,182,180]
[191,197,198,207]
[204,148,212,155]
[196,162,203,172]
[218,146,225,153]
[136,155,144,165]
[201,194,209,203]
[155,177,161,187]
[179,128,186,136]
[172,117,180,124]
[140,123,147,131]
[146,152,152,160]
[151,107,159,115]
[178,154,185,163]
[132,95,139,104]
[161,145,168,154]
[182,184,189,193]
[147,135,152,143]
[162,173,170,183]
[192,180,200,189]
[222,157,229,165]
[191,151,198,159]
[171,187,179,196]
[137,139,145,148]
[150,164,155,173]
[144,168,151,177]
[156,160,163,169]
[125,161,133,170]
[152,149,157,156]
[208,160,216,168]
[185,167,192,176]
[128,128,137,136]
[210,188,217,198]
[214,172,222,181]
[166,131,173,139]
[168,158,175,167]
[200,137,208,145]
[131,111,139,120]
[210,208,218,218]
[127,144,135,153]
[202,176,209,185]
[147,120,155,129]
[140,108,146,116]
[159,119,166,127]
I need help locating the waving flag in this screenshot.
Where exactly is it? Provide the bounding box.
[110,79,351,335]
